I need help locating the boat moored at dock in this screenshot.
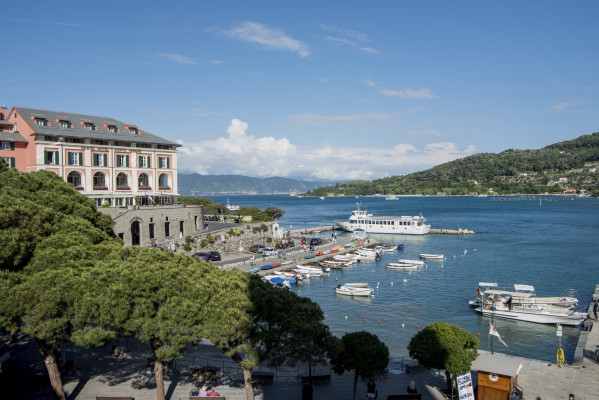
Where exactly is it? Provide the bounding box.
[334,203,430,235]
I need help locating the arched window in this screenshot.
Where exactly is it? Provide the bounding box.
[67,171,82,188]
[116,172,129,189]
[159,173,170,189]
[93,172,106,189]
[138,173,150,189]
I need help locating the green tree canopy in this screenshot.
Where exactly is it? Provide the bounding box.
[330,331,389,400]
[238,206,274,222]
[264,206,285,220]
[178,196,226,215]
[408,321,479,392]
[206,272,333,400]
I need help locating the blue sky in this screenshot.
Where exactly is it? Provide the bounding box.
[3,1,598,181]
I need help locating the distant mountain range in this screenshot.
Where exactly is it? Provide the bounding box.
[177,173,332,195]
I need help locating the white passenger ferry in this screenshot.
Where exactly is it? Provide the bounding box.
[334,204,430,235]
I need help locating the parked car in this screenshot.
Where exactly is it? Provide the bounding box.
[275,240,295,249]
[249,244,265,253]
[262,247,279,256]
[310,238,323,246]
[193,252,209,261]
[209,251,221,261]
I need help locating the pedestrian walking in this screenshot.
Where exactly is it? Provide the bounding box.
[366,378,377,399]
[593,300,598,321]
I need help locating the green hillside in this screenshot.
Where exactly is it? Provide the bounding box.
[306,132,599,197]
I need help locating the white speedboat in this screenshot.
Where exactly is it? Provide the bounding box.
[385,195,399,200]
[343,282,369,288]
[398,259,425,266]
[386,262,419,270]
[335,285,373,297]
[226,198,240,212]
[334,203,430,235]
[355,249,381,260]
[419,253,444,260]
[470,284,579,308]
[475,302,586,326]
[294,265,327,274]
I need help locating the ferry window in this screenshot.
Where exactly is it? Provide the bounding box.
[391,221,394,225]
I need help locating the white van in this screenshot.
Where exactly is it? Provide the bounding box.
[262,247,279,256]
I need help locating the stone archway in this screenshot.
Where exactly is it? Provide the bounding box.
[131,220,141,246]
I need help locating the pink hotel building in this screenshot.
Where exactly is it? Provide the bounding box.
[0,105,179,207]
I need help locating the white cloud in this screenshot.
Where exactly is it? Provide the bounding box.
[158,53,195,65]
[177,119,476,180]
[223,21,310,58]
[379,88,436,99]
[210,59,223,64]
[321,24,379,54]
[363,79,437,99]
[552,98,583,111]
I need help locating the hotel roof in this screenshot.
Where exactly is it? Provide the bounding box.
[14,107,180,147]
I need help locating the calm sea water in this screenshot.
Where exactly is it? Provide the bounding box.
[209,195,599,363]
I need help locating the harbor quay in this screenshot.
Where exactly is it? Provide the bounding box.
[2,237,598,399]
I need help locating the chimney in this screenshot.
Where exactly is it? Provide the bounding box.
[0,105,7,120]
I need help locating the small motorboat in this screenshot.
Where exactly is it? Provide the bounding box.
[335,284,373,297]
[386,262,419,270]
[419,254,444,260]
[398,259,425,266]
[260,265,274,270]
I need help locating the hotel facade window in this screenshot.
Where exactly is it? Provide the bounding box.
[60,121,71,128]
[159,173,170,189]
[44,150,59,165]
[93,172,107,189]
[138,155,151,168]
[158,156,170,169]
[67,171,82,187]
[67,151,83,166]
[116,173,129,189]
[35,118,48,126]
[138,173,150,189]
[116,154,130,167]
[0,142,15,150]
[93,153,108,167]
[2,157,15,168]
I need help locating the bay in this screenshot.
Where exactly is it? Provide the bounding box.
[207,194,599,363]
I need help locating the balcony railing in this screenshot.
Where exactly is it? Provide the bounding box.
[138,186,152,190]
[93,186,108,190]
[116,186,131,190]
[159,186,171,190]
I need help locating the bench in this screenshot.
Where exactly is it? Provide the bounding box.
[300,373,331,385]
[387,395,422,400]
[251,370,275,384]
[191,366,220,381]
[190,397,225,400]
[96,397,134,400]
